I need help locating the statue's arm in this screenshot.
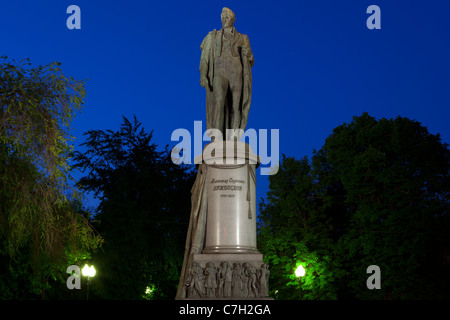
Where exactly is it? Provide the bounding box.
[199,32,214,88]
[241,34,254,67]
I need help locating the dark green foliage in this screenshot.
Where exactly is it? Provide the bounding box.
[72,116,195,299]
[258,156,337,300]
[258,113,450,299]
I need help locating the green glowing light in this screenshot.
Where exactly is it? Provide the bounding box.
[82,264,96,277]
[145,286,153,295]
[295,265,305,278]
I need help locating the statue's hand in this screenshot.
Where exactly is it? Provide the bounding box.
[200,77,209,89]
[240,46,249,57]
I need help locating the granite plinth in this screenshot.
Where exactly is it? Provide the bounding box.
[198,141,260,254]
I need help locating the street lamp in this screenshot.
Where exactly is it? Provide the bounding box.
[295,265,305,300]
[82,264,96,300]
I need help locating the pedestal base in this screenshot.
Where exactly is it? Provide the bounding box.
[182,253,270,300]
[202,246,259,254]
[193,253,263,266]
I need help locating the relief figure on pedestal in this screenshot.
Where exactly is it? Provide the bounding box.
[186,262,205,298]
[258,263,270,297]
[217,261,232,297]
[247,264,259,298]
[241,262,250,297]
[232,262,244,297]
[204,262,217,297]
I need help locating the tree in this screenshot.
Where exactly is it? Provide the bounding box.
[322,113,450,299]
[258,113,450,299]
[258,156,337,300]
[72,116,195,299]
[0,57,102,299]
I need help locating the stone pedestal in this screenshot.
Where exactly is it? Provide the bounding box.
[182,141,270,300]
[201,141,259,254]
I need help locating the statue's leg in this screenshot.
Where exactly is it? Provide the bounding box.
[212,73,228,136]
[229,59,243,130]
[229,78,242,130]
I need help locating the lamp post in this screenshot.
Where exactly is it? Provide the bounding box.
[295,264,305,300]
[82,264,96,300]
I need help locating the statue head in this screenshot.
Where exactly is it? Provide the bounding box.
[221,7,235,28]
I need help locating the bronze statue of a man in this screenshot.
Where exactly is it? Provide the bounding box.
[200,7,254,137]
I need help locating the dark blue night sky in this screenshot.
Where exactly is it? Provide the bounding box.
[3,0,450,210]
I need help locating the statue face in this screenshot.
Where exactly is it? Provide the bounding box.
[221,11,234,28]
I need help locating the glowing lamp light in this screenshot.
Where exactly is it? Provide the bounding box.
[295,265,305,278]
[82,264,96,278]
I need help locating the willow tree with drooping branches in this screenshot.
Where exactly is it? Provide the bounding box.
[0,57,102,298]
